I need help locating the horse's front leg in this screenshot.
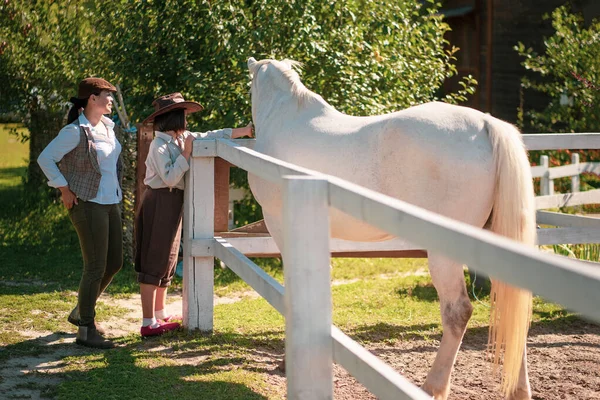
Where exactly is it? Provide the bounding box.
[421,254,473,400]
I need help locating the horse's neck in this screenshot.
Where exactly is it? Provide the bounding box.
[256,90,330,130]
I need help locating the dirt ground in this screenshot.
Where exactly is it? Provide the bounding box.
[1,293,599,400]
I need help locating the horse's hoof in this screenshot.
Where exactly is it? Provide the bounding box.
[507,388,532,400]
[421,383,447,400]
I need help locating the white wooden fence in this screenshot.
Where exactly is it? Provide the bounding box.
[183,133,600,400]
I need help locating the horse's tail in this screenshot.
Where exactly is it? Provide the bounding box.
[485,116,536,396]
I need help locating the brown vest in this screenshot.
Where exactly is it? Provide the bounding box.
[58,123,122,201]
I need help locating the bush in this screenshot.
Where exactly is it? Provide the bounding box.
[516,4,600,200]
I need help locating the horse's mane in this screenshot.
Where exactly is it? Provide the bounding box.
[250,59,320,106]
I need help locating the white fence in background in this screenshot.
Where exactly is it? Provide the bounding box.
[183,132,600,400]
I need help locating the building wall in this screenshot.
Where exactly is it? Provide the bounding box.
[489,0,572,123]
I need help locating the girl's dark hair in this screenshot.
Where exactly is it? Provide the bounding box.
[67,93,99,124]
[154,109,186,133]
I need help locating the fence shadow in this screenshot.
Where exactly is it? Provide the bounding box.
[343,312,600,354]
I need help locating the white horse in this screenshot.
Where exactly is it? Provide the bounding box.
[246,57,536,400]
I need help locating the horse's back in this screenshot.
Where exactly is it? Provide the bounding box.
[251,101,498,242]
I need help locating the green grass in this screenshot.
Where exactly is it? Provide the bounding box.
[0,123,587,400]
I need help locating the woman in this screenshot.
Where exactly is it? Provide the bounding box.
[37,78,123,349]
[136,93,252,337]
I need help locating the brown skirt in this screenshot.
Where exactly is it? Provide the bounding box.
[135,187,184,287]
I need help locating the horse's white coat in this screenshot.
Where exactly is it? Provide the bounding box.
[247,57,534,400]
[249,59,495,243]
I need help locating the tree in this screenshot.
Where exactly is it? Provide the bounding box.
[516,4,599,195]
[1,0,476,227]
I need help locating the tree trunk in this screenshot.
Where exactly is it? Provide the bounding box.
[26,106,65,190]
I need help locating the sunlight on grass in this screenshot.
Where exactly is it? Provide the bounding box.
[0,124,28,187]
[0,289,129,342]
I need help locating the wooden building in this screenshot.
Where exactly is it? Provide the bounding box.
[440,0,599,123]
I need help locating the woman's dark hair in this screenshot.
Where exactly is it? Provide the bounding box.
[154,109,186,133]
[67,93,99,124]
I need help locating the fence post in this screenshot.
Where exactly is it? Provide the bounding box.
[182,142,215,332]
[571,153,580,193]
[283,176,332,400]
[540,155,554,196]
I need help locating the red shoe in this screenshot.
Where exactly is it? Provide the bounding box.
[140,321,181,337]
[160,315,182,323]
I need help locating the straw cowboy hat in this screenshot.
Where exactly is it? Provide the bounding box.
[142,92,204,124]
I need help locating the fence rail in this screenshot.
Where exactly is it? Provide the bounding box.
[183,132,600,400]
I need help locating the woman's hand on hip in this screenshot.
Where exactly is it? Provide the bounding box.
[59,186,78,209]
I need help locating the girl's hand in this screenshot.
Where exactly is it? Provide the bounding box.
[184,134,195,149]
[182,135,194,160]
[232,123,253,139]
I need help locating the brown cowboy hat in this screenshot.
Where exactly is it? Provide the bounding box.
[70,77,116,103]
[142,92,204,124]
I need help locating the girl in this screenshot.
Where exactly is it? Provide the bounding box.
[136,92,252,337]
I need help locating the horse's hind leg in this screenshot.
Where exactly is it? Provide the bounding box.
[509,349,532,400]
[421,254,473,400]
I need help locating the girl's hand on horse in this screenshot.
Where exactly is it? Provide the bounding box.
[59,186,78,210]
[232,123,253,139]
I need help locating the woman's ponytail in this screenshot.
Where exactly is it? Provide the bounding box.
[67,97,88,124]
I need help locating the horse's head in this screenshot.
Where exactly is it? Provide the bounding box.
[247,57,307,130]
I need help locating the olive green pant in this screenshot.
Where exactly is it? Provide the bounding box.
[69,201,123,326]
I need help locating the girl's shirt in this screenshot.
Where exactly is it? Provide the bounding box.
[144,129,232,190]
[37,114,122,204]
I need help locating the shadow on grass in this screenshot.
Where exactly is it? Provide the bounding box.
[1,330,282,400]
[396,283,438,302]
[0,166,27,183]
[0,172,141,294]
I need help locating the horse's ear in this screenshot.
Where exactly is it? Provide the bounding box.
[247,57,257,72]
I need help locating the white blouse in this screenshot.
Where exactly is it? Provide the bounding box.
[144,129,232,191]
[37,114,122,204]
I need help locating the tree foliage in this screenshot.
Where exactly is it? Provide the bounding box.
[516,4,600,196]
[516,4,600,134]
[1,0,476,227]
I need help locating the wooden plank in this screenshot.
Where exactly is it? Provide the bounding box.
[331,327,431,400]
[572,154,580,192]
[283,176,333,399]
[523,133,600,150]
[182,155,214,332]
[537,228,600,245]
[214,158,230,232]
[540,155,553,195]
[192,139,217,157]
[226,135,600,152]
[547,162,600,179]
[215,138,318,184]
[536,211,600,228]
[326,175,600,324]
[231,138,256,149]
[135,122,154,215]
[226,136,600,152]
[213,238,285,314]
[536,189,600,209]
[530,165,545,178]
[201,236,427,258]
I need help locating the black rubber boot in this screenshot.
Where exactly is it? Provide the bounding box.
[76,324,115,349]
